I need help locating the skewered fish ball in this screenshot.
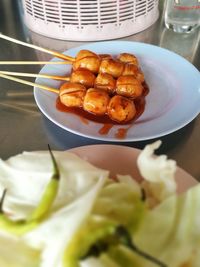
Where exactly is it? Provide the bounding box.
[99,58,124,78]
[122,64,145,83]
[118,53,139,66]
[75,49,99,60]
[59,82,86,108]
[107,95,136,123]
[73,50,101,74]
[83,88,110,116]
[94,73,116,94]
[58,49,147,123]
[70,69,96,88]
[116,75,143,98]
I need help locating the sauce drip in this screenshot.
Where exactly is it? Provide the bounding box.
[56,81,149,139]
[115,128,129,139]
[99,124,113,135]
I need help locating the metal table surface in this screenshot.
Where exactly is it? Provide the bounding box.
[0,1,199,181]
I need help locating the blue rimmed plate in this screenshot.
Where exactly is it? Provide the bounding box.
[34,41,200,141]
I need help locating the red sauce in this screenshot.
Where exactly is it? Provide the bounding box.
[115,127,129,139]
[56,98,116,124]
[99,124,113,135]
[56,81,149,139]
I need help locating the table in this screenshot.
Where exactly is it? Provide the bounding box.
[0,0,199,181]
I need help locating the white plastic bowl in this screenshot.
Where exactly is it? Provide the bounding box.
[22,0,159,41]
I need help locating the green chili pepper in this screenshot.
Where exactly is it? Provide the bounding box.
[81,225,168,267]
[28,144,60,222]
[0,211,37,235]
[0,145,60,235]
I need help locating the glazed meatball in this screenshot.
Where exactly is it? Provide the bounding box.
[107,95,136,123]
[59,82,86,108]
[122,64,145,83]
[94,73,116,94]
[83,88,110,115]
[70,69,96,88]
[73,50,101,74]
[118,53,139,66]
[75,49,98,60]
[99,58,124,78]
[116,75,143,98]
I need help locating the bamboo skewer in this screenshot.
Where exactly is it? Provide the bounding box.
[0,71,70,81]
[0,61,71,65]
[0,33,75,62]
[0,73,59,94]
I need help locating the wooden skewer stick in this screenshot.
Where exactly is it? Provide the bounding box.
[0,33,75,62]
[0,73,59,94]
[0,71,70,81]
[0,61,71,65]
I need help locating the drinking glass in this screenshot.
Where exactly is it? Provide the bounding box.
[164,0,200,33]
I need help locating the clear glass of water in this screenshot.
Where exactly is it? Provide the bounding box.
[164,0,200,33]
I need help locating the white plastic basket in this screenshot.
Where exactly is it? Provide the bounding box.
[22,0,159,41]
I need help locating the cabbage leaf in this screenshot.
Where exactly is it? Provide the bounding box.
[0,231,40,267]
[137,141,177,205]
[133,183,200,267]
[0,151,108,220]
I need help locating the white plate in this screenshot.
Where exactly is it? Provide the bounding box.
[34,41,200,142]
[69,144,198,194]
